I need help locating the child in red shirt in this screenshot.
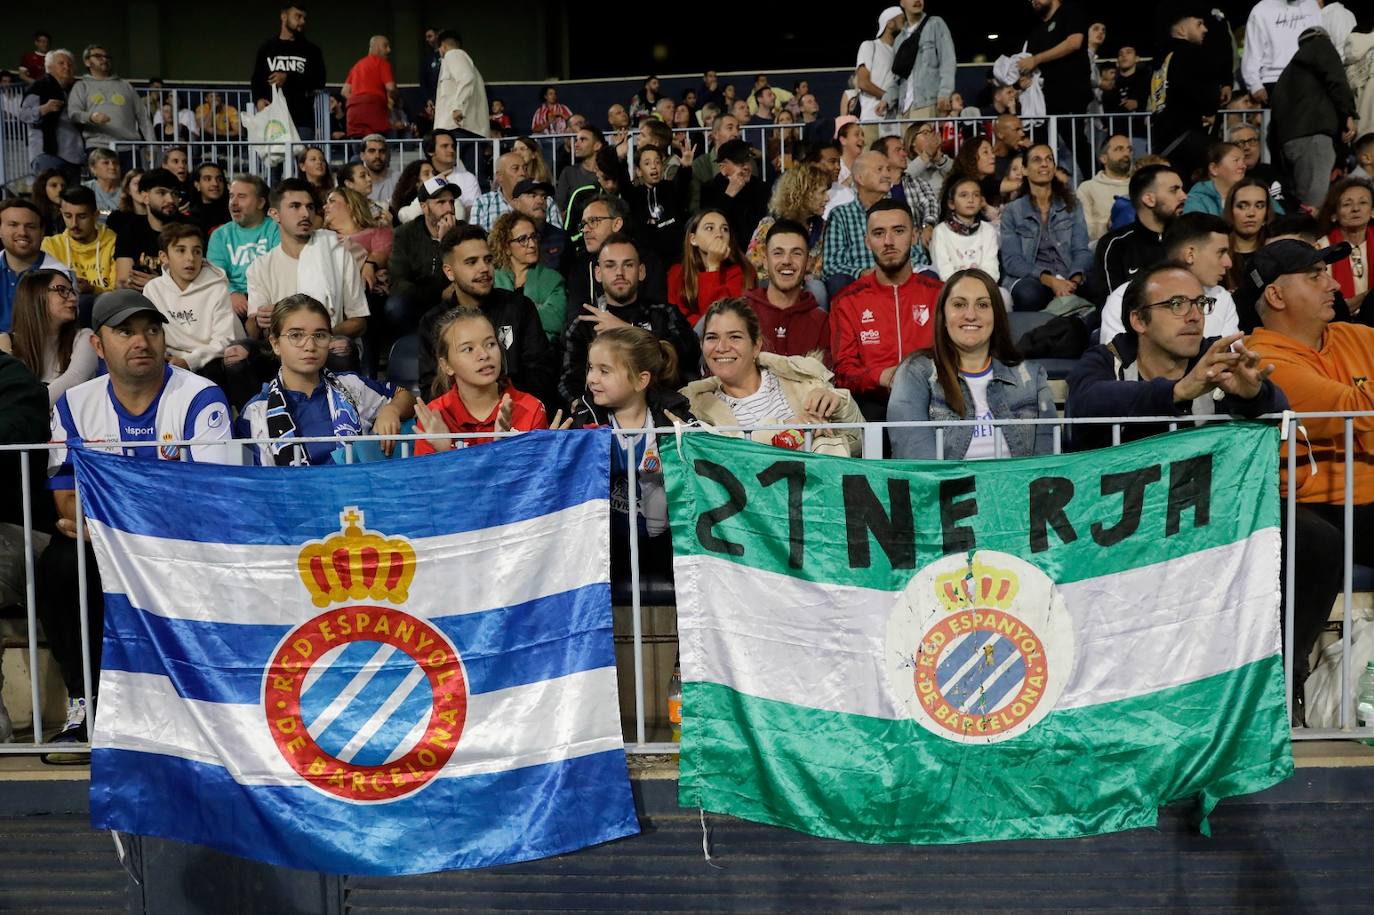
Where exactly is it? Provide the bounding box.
[414,309,548,454]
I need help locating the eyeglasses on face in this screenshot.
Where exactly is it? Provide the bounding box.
[579,215,614,231]
[280,330,331,347]
[511,232,538,247]
[47,284,76,299]
[1142,294,1216,317]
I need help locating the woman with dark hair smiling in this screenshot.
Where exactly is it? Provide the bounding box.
[0,269,98,405]
[887,268,1055,460]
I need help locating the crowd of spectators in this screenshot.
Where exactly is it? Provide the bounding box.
[2,0,1374,753]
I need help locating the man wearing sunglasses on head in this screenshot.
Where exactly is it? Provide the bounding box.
[1065,260,1286,452]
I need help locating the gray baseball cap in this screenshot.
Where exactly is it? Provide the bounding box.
[91,289,168,332]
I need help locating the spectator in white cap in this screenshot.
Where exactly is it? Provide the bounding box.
[854,8,905,146]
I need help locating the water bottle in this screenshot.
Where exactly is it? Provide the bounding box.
[1357,661,1374,747]
[668,666,683,743]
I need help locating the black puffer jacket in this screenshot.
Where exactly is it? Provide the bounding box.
[1271,30,1356,145]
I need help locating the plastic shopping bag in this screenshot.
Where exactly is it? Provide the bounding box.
[1304,608,1374,728]
[244,86,299,168]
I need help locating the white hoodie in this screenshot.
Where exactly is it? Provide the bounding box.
[1241,0,1323,92]
[144,262,238,371]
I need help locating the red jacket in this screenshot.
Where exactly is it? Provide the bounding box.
[668,262,749,325]
[745,286,831,365]
[830,271,941,397]
[414,383,547,455]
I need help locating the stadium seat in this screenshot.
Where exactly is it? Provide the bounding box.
[1354,565,1374,592]
[612,575,678,607]
[1008,310,1081,380]
[386,335,421,396]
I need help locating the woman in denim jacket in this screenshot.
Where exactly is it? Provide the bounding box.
[887,268,1056,460]
[998,144,1093,312]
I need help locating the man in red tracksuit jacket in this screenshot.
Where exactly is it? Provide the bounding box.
[830,198,942,419]
[745,218,831,364]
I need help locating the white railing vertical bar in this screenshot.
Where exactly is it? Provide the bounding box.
[1285,422,1297,729]
[74,484,95,745]
[625,432,646,747]
[20,457,43,744]
[1341,419,1355,728]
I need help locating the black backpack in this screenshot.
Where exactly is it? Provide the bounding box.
[1016,314,1090,360]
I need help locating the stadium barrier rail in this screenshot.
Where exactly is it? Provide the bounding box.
[0,411,1369,757]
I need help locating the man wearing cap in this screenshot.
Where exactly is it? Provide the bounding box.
[1237,237,1369,712]
[1245,237,1374,556]
[855,9,904,146]
[1066,260,1285,452]
[114,168,185,293]
[469,150,562,233]
[386,176,458,337]
[40,289,239,759]
[512,178,571,274]
[700,138,769,243]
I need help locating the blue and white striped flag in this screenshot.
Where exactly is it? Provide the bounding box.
[73,430,640,875]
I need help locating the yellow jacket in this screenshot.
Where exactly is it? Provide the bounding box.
[41,226,117,294]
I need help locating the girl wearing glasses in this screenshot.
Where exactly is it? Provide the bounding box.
[236,295,414,466]
[0,269,98,405]
[1317,177,1374,318]
[489,211,567,343]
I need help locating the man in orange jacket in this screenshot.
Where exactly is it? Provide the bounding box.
[830,198,941,421]
[1241,239,1374,714]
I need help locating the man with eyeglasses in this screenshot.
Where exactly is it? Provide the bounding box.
[511,179,572,274]
[562,194,667,323]
[1228,124,1294,216]
[67,44,153,153]
[41,289,239,760]
[470,150,562,233]
[1066,261,1285,452]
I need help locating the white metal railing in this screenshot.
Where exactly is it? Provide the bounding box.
[1,412,1370,758]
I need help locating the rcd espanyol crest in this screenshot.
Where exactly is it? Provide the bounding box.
[264,507,467,802]
[885,552,1074,744]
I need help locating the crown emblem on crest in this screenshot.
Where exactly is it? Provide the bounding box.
[297,507,416,608]
[934,559,1019,613]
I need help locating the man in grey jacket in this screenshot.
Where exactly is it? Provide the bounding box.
[66,45,153,154]
[885,0,957,119]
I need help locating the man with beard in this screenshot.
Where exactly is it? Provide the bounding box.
[207,175,280,322]
[1081,164,1186,306]
[251,2,327,139]
[556,232,698,404]
[360,134,397,206]
[830,198,942,420]
[188,161,230,236]
[416,224,557,404]
[115,168,184,292]
[1076,134,1132,244]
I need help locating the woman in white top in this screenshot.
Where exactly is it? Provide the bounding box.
[680,298,864,456]
[930,176,1001,281]
[0,270,99,405]
[887,269,1056,460]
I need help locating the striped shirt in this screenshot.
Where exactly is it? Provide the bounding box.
[821,199,930,281]
[469,190,564,232]
[718,370,794,428]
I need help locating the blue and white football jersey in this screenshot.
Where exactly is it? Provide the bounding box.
[49,364,240,490]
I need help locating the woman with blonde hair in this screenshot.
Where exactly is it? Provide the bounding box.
[512,135,555,185]
[322,186,392,294]
[490,210,568,342]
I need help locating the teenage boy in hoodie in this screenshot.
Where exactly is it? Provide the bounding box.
[745,219,829,364]
[830,198,941,421]
[41,186,116,298]
[66,44,153,153]
[142,223,248,405]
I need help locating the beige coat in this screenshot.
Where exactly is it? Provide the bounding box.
[680,351,865,456]
[1075,171,1130,244]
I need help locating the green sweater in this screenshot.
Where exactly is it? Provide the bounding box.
[495,264,568,342]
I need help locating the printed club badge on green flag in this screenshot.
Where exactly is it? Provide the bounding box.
[661,423,1293,845]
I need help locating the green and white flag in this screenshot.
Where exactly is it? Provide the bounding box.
[663,423,1293,844]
